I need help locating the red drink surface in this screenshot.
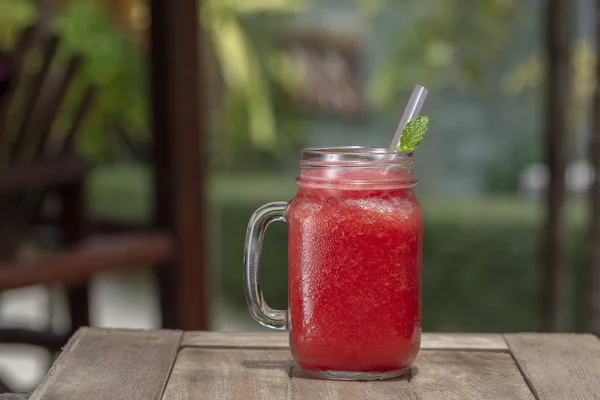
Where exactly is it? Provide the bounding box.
[287,168,422,372]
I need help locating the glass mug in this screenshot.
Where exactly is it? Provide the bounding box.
[244,147,422,380]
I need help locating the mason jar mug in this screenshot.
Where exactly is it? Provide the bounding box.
[244,147,422,380]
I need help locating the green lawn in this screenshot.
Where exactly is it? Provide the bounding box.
[89,162,587,225]
[89,163,299,219]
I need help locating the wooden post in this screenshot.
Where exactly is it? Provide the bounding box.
[586,0,600,336]
[149,0,209,330]
[541,0,573,331]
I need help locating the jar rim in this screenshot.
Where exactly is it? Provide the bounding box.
[300,146,413,167]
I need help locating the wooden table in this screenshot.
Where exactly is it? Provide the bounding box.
[25,328,600,400]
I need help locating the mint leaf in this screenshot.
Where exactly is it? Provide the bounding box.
[393,116,429,153]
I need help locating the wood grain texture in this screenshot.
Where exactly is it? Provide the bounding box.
[161,348,414,400]
[410,351,534,400]
[505,334,600,400]
[162,348,296,400]
[181,331,289,349]
[29,328,182,400]
[181,332,508,351]
[421,333,508,351]
[162,348,532,399]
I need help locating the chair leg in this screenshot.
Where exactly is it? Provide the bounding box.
[58,179,91,331]
[66,283,90,332]
[157,263,177,329]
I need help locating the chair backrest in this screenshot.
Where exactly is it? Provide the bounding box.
[0,25,96,259]
[0,53,12,102]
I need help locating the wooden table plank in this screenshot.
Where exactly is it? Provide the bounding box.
[410,351,535,400]
[505,334,600,400]
[29,328,182,400]
[181,332,508,351]
[30,329,600,399]
[182,331,289,349]
[421,333,508,351]
[162,348,532,399]
[162,348,414,400]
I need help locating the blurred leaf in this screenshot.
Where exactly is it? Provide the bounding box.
[209,15,252,90]
[248,82,277,149]
[208,11,276,149]
[266,52,304,94]
[0,0,38,50]
[356,0,383,17]
[203,0,308,160]
[501,50,544,94]
[572,40,595,113]
[501,40,595,121]
[424,41,455,68]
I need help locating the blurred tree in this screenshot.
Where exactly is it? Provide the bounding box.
[370,0,525,108]
[48,0,307,168]
[588,1,600,337]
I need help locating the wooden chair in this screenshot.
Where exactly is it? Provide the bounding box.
[0,26,174,391]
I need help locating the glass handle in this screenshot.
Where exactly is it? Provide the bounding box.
[244,202,288,330]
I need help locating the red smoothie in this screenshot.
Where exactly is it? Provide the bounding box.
[287,168,422,373]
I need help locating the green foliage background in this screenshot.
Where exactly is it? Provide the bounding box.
[0,0,38,49]
[3,0,592,332]
[53,1,148,160]
[1,0,308,167]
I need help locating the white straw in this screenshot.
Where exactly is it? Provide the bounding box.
[388,85,428,152]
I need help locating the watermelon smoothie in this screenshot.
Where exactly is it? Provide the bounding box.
[287,152,422,377]
[244,147,422,381]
